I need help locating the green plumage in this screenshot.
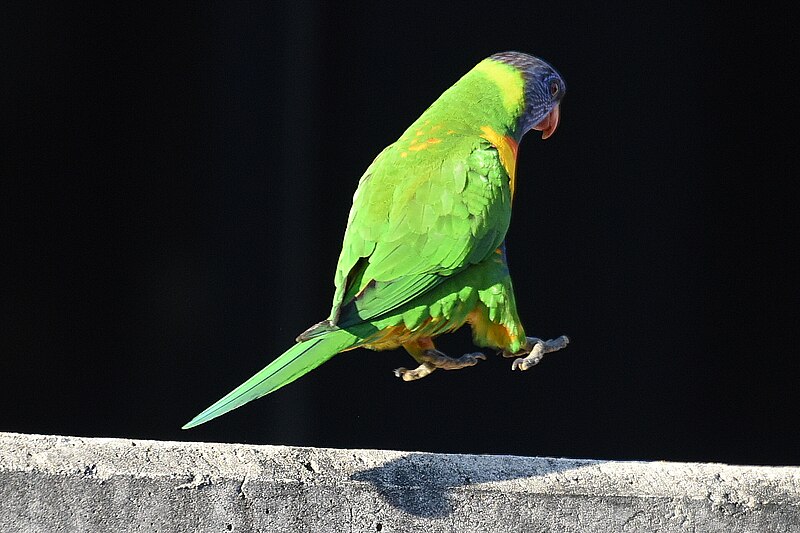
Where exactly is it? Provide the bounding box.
[334,137,512,325]
[329,74,520,326]
[184,331,358,429]
[184,52,565,429]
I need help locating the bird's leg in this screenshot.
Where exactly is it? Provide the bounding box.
[502,335,570,371]
[394,338,487,382]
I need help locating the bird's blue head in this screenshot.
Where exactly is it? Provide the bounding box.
[490,51,565,139]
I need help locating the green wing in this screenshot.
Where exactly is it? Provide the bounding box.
[329,133,513,328]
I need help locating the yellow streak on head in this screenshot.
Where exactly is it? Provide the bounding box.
[473,59,525,116]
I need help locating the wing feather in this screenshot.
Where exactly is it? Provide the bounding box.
[330,133,512,327]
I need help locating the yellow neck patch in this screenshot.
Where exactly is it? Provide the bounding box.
[473,59,525,116]
[480,125,519,199]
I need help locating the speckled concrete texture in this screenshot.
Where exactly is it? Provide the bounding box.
[1,432,799,532]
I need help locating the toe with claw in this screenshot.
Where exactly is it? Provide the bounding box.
[503,335,569,371]
[394,363,436,382]
[394,346,487,381]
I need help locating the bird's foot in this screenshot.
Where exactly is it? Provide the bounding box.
[394,349,487,382]
[393,362,436,381]
[502,335,569,371]
[419,349,487,370]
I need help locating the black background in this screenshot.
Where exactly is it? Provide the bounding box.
[4,3,798,465]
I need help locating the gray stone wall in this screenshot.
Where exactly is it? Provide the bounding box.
[1,432,799,532]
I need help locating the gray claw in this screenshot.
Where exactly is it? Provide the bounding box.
[394,362,436,381]
[510,335,569,371]
[396,349,488,381]
[458,352,487,366]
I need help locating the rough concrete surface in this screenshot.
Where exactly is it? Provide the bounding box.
[1,432,799,532]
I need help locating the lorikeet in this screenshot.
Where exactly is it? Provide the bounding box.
[183,51,568,429]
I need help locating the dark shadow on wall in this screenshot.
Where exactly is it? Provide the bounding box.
[351,452,601,518]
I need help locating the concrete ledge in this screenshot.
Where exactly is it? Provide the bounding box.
[1,432,799,532]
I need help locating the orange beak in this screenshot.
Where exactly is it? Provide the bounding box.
[532,103,560,140]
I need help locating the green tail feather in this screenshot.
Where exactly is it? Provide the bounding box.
[182,330,358,429]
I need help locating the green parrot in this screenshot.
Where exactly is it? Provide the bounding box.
[183,51,568,429]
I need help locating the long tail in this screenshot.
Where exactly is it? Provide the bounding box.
[182,329,358,429]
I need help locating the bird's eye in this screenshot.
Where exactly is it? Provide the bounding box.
[549,80,559,97]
